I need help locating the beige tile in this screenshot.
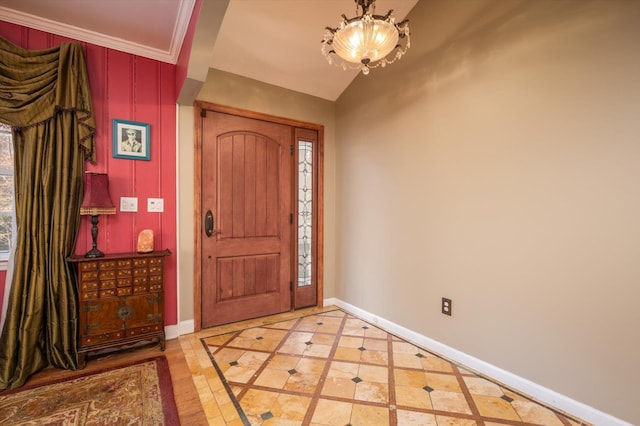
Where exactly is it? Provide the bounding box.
[270,393,312,421]
[512,400,565,426]
[288,331,314,342]
[203,334,234,346]
[396,410,438,426]
[350,403,389,426]
[304,342,332,358]
[425,372,461,393]
[395,385,433,409]
[394,368,427,387]
[327,361,359,379]
[334,346,362,362]
[219,401,241,422]
[284,372,320,393]
[358,364,389,383]
[268,354,301,371]
[224,365,256,383]
[295,357,326,375]
[254,368,291,389]
[311,399,352,425]
[338,335,364,348]
[354,381,388,403]
[472,394,521,421]
[463,376,504,397]
[360,349,389,365]
[394,352,425,369]
[321,376,356,398]
[311,333,338,345]
[240,388,279,417]
[421,355,454,373]
[435,416,477,426]
[430,390,472,415]
[278,340,307,355]
[363,338,388,351]
[393,341,419,354]
[364,327,389,339]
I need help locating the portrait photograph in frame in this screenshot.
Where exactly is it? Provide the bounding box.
[112,119,150,160]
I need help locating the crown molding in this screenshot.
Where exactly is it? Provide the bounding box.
[0,1,195,64]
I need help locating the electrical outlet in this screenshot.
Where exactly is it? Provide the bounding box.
[442,298,452,316]
[120,197,138,212]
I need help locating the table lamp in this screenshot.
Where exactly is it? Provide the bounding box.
[80,172,116,258]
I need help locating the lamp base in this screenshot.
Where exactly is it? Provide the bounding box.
[84,247,105,258]
[85,214,105,258]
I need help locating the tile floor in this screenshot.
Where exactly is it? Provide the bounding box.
[179,306,590,426]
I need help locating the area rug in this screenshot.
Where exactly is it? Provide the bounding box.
[0,356,179,425]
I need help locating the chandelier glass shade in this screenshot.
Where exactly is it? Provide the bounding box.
[322,0,410,75]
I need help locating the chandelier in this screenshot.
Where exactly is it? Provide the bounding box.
[321,0,410,75]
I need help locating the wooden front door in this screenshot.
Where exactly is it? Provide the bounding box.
[200,110,293,327]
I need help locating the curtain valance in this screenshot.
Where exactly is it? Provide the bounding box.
[0,36,95,161]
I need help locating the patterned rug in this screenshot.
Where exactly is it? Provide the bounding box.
[0,356,179,425]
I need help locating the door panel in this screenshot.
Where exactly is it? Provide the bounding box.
[201,111,292,327]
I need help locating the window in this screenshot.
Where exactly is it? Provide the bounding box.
[0,123,14,267]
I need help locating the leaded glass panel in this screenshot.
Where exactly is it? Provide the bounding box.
[298,140,313,287]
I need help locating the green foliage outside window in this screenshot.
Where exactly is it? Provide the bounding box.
[0,125,14,256]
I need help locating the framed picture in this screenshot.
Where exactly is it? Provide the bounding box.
[112,119,150,160]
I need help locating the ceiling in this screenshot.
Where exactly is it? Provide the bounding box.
[0,0,418,101]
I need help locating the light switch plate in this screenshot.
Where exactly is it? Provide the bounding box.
[120,197,138,212]
[147,198,164,212]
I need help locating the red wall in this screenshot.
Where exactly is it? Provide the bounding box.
[0,23,178,326]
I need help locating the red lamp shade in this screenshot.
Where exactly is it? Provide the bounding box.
[80,172,116,216]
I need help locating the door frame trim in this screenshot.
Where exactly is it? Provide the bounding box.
[193,101,325,331]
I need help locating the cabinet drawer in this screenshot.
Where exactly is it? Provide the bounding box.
[133,258,149,267]
[133,285,148,294]
[127,324,163,337]
[116,259,132,268]
[117,278,132,287]
[133,277,148,286]
[117,269,132,278]
[149,274,162,284]
[99,260,117,270]
[148,257,163,266]
[99,289,116,298]
[148,266,162,274]
[82,282,98,291]
[99,270,116,280]
[133,268,148,277]
[117,287,132,296]
[82,291,98,300]
[80,262,98,272]
[81,271,98,280]
[100,280,116,289]
[81,330,125,347]
[149,284,163,292]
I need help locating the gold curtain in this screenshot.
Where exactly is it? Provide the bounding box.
[0,36,95,389]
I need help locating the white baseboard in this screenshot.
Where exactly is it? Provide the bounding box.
[165,319,194,340]
[331,298,631,426]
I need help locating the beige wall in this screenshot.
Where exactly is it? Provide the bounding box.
[335,0,640,423]
[177,69,336,321]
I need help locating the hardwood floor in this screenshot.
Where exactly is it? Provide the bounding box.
[22,339,207,424]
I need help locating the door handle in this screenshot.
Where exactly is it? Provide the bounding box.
[205,210,221,237]
[205,210,214,237]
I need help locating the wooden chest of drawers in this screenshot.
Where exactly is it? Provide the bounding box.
[68,249,171,366]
